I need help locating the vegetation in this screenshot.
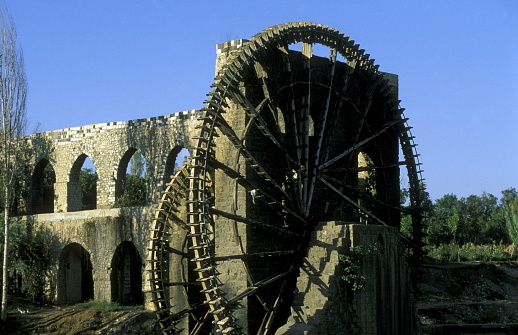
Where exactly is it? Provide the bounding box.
[72,300,143,312]
[80,167,97,210]
[0,217,53,303]
[339,241,384,291]
[403,186,518,262]
[115,151,146,208]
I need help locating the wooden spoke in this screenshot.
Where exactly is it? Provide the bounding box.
[213,250,296,261]
[319,118,403,170]
[209,207,302,238]
[317,175,386,226]
[226,268,297,305]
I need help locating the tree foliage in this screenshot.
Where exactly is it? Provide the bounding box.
[115,174,146,207]
[0,217,54,302]
[129,151,145,177]
[80,167,97,210]
[503,188,518,246]
[424,188,518,246]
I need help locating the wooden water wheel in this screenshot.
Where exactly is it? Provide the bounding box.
[148,22,424,335]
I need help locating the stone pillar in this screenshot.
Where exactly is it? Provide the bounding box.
[66,180,82,212]
[277,222,414,335]
[96,175,116,209]
[54,181,68,212]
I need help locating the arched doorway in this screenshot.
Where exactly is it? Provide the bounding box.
[58,243,94,305]
[110,241,143,305]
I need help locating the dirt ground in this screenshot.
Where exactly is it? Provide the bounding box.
[417,261,518,325]
[0,296,162,335]
[1,261,517,334]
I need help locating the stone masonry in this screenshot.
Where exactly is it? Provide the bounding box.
[18,109,201,307]
[276,222,414,335]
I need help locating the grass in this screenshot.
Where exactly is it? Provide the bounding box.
[71,300,144,312]
[426,242,517,262]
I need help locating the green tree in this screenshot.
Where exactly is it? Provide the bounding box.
[0,217,53,302]
[458,192,500,244]
[427,194,459,245]
[505,200,518,245]
[115,174,146,207]
[501,187,518,208]
[502,188,518,245]
[129,151,145,177]
[446,208,459,243]
[80,168,97,210]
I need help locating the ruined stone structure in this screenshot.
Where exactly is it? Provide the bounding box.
[17,110,200,306]
[17,22,425,335]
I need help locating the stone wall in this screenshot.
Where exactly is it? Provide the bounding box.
[23,207,154,306]
[20,109,201,214]
[16,109,202,307]
[277,222,414,335]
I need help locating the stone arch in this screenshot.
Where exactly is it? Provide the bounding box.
[68,153,97,212]
[163,146,191,188]
[115,148,147,207]
[110,241,143,306]
[32,158,56,214]
[57,243,94,305]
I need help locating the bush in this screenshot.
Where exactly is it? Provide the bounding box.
[0,217,54,302]
[426,242,516,262]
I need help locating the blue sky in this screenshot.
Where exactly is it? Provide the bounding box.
[5,0,518,200]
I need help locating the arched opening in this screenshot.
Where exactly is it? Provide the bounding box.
[163,147,190,189]
[57,243,94,305]
[69,154,98,211]
[32,159,56,214]
[110,241,143,306]
[115,148,147,207]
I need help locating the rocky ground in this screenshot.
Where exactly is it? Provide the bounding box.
[417,261,518,327]
[2,262,518,334]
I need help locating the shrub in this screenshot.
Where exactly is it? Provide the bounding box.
[426,242,516,262]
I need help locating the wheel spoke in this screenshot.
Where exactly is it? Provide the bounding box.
[300,41,312,213]
[208,207,303,238]
[305,47,336,217]
[226,268,297,305]
[319,118,404,170]
[206,157,304,222]
[211,114,295,204]
[317,174,386,225]
[278,43,306,207]
[234,88,298,168]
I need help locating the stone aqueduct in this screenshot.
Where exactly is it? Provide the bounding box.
[12,22,425,334]
[18,109,201,305]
